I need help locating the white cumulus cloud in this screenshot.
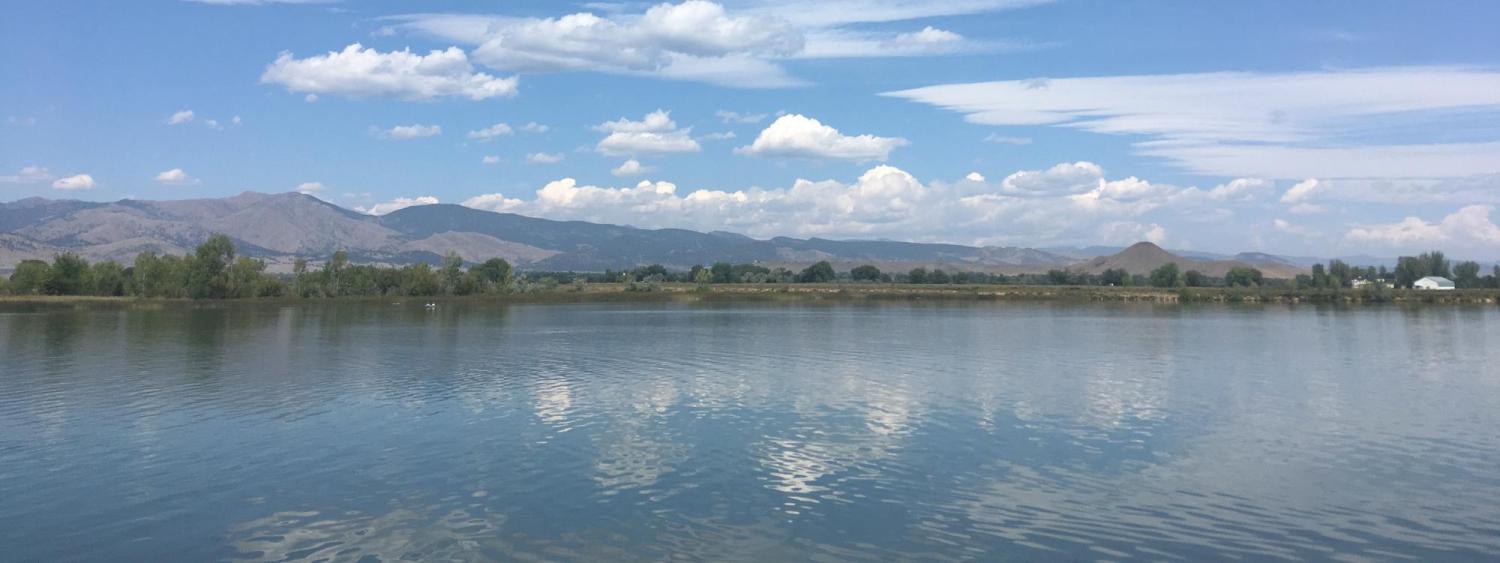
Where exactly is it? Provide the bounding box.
[467,122,513,140]
[167,109,195,125]
[595,110,701,156]
[453,160,1260,248]
[381,124,442,139]
[297,181,325,193]
[52,174,96,191]
[154,168,197,185]
[737,114,907,161]
[1345,205,1500,250]
[261,43,519,101]
[612,159,652,177]
[392,2,804,88]
[356,195,439,215]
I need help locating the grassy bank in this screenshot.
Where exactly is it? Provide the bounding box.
[4,283,1499,308]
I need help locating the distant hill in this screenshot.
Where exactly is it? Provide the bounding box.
[1070,242,1305,279]
[0,192,1079,273]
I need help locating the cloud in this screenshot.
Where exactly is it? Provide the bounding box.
[460,192,525,212]
[700,131,737,141]
[1345,205,1500,250]
[154,168,197,185]
[795,26,1014,58]
[716,110,767,123]
[167,109,196,125]
[611,159,652,177]
[1280,178,1319,204]
[455,160,1253,248]
[885,67,1500,179]
[0,165,52,183]
[520,122,549,133]
[527,152,565,164]
[595,110,701,156]
[356,196,439,215]
[481,155,501,165]
[467,122,513,140]
[1202,178,1271,202]
[381,124,442,139]
[737,114,907,161]
[1272,218,1317,237]
[297,181,324,193]
[52,174,96,191]
[1098,221,1166,246]
[1272,175,1500,206]
[390,1,1039,88]
[983,134,1032,145]
[261,43,519,101]
[397,2,804,88]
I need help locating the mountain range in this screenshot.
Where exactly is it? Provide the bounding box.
[1,191,1312,277]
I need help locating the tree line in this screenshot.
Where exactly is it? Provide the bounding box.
[5,237,1498,298]
[1295,251,1498,289]
[1,235,516,299]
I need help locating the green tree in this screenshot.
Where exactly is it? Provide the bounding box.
[44,253,92,295]
[1149,262,1180,288]
[929,268,951,284]
[225,256,267,298]
[322,250,349,297]
[710,261,734,284]
[1046,269,1072,285]
[850,264,882,282]
[1310,264,1328,288]
[91,261,128,296]
[1184,270,1208,287]
[1225,266,1263,287]
[187,234,235,299]
[908,267,929,284]
[1453,261,1482,289]
[9,260,51,295]
[401,263,440,296]
[439,252,467,295]
[471,258,513,293]
[1100,268,1128,287]
[798,261,836,283]
[133,253,189,298]
[1328,259,1352,288]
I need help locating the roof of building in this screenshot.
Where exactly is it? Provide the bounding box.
[1417,276,1455,287]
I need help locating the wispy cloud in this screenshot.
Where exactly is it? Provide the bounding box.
[886,66,1500,179]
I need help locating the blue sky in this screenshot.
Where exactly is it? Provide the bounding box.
[3,0,1500,258]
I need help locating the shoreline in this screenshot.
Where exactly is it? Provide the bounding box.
[3,283,1498,308]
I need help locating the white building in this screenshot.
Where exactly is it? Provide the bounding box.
[1414,276,1456,290]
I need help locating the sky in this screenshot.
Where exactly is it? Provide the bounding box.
[3,0,1500,259]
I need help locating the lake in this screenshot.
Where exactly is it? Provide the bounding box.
[2,301,1499,561]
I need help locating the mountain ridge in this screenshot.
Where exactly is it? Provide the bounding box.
[2,192,1308,277]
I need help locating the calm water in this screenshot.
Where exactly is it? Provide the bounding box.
[2,301,1499,561]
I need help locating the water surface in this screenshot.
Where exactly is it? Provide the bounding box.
[2,301,1499,561]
